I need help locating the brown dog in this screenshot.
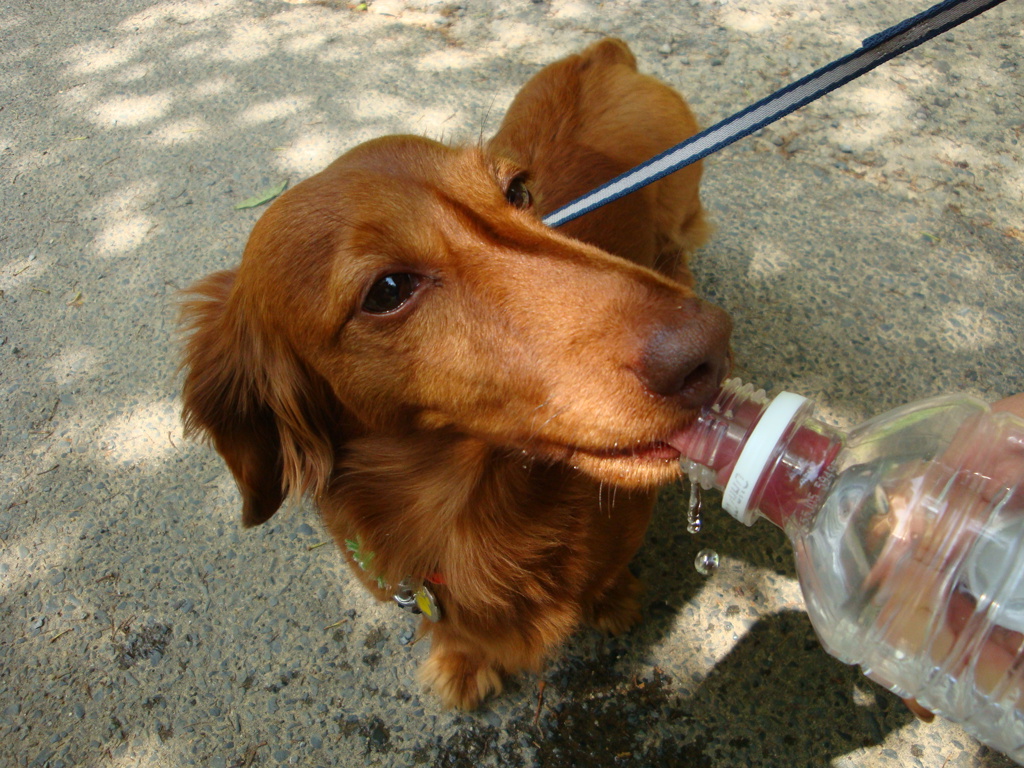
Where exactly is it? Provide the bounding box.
[180,38,731,709]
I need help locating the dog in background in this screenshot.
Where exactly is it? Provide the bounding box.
[180,38,731,709]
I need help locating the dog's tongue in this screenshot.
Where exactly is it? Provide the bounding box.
[666,393,764,487]
[665,424,701,458]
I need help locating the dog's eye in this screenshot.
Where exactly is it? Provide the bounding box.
[362,273,422,314]
[505,177,532,210]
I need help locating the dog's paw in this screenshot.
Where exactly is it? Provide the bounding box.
[419,649,503,709]
[588,570,643,636]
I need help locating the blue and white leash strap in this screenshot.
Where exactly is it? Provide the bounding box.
[542,0,1011,229]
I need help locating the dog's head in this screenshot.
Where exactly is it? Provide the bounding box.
[181,136,731,525]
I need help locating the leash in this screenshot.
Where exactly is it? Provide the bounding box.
[542,0,1012,229]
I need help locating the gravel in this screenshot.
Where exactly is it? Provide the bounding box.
[1,1,1022,767]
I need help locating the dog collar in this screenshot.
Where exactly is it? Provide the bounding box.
[345,536,443,622]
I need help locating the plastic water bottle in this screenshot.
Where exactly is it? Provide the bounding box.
[670,379,1024,761]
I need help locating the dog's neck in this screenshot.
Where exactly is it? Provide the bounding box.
[332,428,568,525]
[324,429,593,591]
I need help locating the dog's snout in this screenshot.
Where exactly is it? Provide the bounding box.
[638,299,732,408]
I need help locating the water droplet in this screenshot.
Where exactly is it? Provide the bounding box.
[694,548,719,576]
[686,478,703,534]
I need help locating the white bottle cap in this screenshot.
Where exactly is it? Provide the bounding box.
[722,391,809,525]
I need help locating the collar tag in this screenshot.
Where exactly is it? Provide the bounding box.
[393,578,442,622]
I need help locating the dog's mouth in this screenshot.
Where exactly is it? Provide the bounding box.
[527,435,686,488]
[573,440,681,463]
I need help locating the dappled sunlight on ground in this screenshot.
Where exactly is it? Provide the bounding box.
[122,0,241,29]
[0,254,59,294]
[44,346,104,388]
[709,2,1023,237]
[90,92,176,128]
[148,117,213,146]
[97,397,182,468]
[718,6,779,35]
[65,40,145,77]
[274,130,349,177]
[87,181,162,257]
[239,96,316,126]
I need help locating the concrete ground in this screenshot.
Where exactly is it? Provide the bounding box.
[1,0,1022,766]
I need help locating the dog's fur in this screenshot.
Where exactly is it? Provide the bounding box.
[180,38,731,709]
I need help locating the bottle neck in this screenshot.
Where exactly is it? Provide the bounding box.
[750,410,845,530]
[671,380,844,529]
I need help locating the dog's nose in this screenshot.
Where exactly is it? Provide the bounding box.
[637,299,732,409]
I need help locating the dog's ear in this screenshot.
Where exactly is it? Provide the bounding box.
[179,270,336,527]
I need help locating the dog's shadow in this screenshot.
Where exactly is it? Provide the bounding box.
[513,484,1015,767]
